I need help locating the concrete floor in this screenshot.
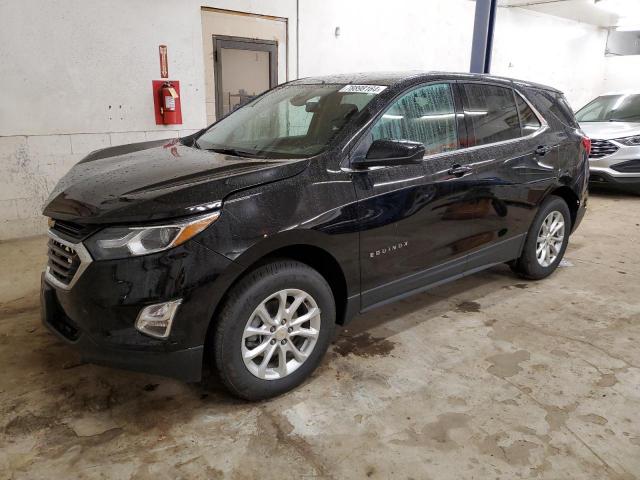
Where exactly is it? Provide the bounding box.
[0,192,639,479]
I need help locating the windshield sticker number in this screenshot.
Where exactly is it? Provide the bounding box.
[339,85,387,94]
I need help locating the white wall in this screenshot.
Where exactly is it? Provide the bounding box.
[492,7,608,111]
[602,55,640,96]
[296,2,611,111]
[0,0,298,136]
[0,0,298,239]
[298,0,476,76]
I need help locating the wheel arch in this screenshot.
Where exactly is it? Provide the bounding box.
[547,185,580,231]
[202,235,356,370]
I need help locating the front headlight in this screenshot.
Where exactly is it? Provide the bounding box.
[614,135,640,146]
[85,211,220,260]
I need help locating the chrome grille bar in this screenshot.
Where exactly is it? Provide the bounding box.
[589,139,619,159]
[44,230,93,290]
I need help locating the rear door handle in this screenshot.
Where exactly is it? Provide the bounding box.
[448,164,473,177]
[535,145,551,156]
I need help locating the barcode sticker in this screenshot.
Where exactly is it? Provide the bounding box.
[339,84,387,94]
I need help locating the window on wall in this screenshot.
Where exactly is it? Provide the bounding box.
[515,94,542,135]
[370,83,458,156]
[462,84,521,146]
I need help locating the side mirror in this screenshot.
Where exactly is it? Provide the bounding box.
[354,139,426,168]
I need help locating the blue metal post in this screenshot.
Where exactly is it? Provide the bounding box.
[470,0,498,74]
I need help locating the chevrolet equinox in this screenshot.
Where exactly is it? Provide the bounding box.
[41,72,589,400]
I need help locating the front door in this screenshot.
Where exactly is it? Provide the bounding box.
[213,36,277,119]
[352,82,479,310]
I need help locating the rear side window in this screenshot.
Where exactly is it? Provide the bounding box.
[554,94,579,127]
[527,89,578,128]
[515,94,542,134]
[370,83,458,156]
[461,84,521,146]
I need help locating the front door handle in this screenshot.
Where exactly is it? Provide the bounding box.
[448,164,473,177]
[535,145,551,156]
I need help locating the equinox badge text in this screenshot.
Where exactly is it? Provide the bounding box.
[369,241,409,258]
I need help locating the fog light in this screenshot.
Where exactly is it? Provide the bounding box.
[135,299,182,339]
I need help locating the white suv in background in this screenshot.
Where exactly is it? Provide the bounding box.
[576,92,640,193]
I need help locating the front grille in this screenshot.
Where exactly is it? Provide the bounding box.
[52,219,97,241]
[47,238,81,286]
[589,139,619,158]
[611,160,640,173]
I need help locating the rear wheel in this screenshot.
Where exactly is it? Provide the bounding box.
[511,195,571,280]
[212,259,335,400]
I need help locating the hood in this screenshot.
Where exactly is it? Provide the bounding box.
[43,139,309,224]
[579,122,640,141]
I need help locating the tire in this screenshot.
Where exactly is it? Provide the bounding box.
[511,195,571,280]
[212,259,335,400]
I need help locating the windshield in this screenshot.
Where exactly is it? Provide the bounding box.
[196,84,380,158]
[575,94,640,123]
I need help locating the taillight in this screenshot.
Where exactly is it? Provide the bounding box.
[581,137,591,156]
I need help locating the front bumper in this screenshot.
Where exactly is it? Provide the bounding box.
[41,278,204,381]
[588,141,640,191]
[589,168,640,193]
[40,239,235,382]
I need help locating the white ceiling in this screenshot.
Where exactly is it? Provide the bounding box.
[495,0,640,28]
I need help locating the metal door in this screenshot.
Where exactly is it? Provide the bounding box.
[213,36,277,119]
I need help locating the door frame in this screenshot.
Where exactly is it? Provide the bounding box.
[212,35,278,119]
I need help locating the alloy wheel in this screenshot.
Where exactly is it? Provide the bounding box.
[241,289,321,380]
[536,210,565,267]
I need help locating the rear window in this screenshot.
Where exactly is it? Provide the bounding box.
[461,84,521,146]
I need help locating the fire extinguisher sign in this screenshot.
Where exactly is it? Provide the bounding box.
[159,45,168,78]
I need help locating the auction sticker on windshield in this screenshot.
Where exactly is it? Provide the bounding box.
[339,85,387,94]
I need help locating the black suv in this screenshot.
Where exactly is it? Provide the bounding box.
[41,72,589,400]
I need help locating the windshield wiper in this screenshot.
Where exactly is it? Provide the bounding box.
[208,147,264,158]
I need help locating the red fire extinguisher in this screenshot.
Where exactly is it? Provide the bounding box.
[159,82,179,124]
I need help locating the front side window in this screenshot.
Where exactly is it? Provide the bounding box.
[462,84,521,146]
[196,84,379,158]
[370,83,458,156]
[575,94,640,123]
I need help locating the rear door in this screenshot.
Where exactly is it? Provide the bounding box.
[351,82,481,309]
[452,81,558,271]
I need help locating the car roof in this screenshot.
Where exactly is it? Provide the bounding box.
[289,71,562,94]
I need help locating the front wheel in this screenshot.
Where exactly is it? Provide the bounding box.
[212,260,335,400]
[511,195,571,280]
